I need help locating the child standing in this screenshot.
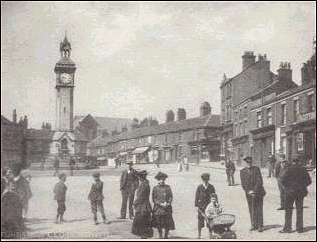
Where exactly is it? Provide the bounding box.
[53,173,67,224]
[88,172,110,225]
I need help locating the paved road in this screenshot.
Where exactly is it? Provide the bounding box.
[23,163,316,240]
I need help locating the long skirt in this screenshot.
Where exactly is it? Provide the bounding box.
[132,212,153,238]
[152,213,175,230]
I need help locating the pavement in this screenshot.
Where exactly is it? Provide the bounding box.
[19,162,316,240]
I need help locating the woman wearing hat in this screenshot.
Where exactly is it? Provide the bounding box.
[151,172,175,239]
[131,170,153,239]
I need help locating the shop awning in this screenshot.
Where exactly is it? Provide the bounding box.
[133,146,150,154]
[119,152,128,156]
[97,156,106,161]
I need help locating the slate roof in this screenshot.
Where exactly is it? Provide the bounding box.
[73,115,132,132]
[1,115,13,125]
[90,114,221,147]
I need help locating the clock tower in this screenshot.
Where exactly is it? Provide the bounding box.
[54,34,76,131]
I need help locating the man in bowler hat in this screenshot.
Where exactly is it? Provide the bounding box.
[240,156,265,232]
[119,161,139,219]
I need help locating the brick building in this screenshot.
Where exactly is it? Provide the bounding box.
[88,103,222,164]
[1,110,28,168]
[221,45,316,168]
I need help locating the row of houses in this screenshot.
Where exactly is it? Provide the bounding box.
[221,45,316,167]
[88,103,222,165]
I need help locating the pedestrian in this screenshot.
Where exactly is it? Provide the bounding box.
[131,170,153,239]
[184,155,189,171]
[88,171,110,225]
[1,181,24,239]
[240,156,265,232]
[275,153,288,210]
[119,161,139,219]
[177,155,183,172]
[69,157,75,176]
[195,173,216,239]
[53,156,60,177]
[279,156,312,233]
[152,172,175,239]
[1,167,9,195]
[53,173,67,224]
[40,157,45,170]
[266,152,276,178]
[225,159,235,186]
[12,163,32,220]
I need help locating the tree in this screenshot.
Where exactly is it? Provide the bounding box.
[131,118,140,129]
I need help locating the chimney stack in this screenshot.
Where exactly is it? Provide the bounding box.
[200,102,211,117]
[13,109,17,123]
[242,51,256,70]
[177,108,186,121]
[277,62,292,83]
[166,110,175,123]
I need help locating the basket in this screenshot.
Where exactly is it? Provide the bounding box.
[212,214,235,226]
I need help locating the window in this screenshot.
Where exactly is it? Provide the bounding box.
[281,103,286,125]
[165,134,168,143]
[244,106,248,117]
[294,99,299,122]
[234,111,238,121]
[257,111,262,128]
[240,122,245,136]
[281,136,287,154]
[307,94,315,112]
[267,107,272,125]
[178,132,183,142]
[235,123,239,137]
[296,133,304,151]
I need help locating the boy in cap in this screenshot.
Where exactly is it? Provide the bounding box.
[195,173,216,239]
[88,171,110,225]
[53,173,67,224]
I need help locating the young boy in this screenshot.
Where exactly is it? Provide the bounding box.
[195,173,216,239]
[88,172,110,225]
[53,173,67,224]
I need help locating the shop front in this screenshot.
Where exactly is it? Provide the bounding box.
[132,146,150,164]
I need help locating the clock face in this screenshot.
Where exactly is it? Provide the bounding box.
[60,73,72,84]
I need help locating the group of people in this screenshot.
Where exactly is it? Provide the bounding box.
[1,151,313,239]
[1,164,32,238]
[240,153,312,234]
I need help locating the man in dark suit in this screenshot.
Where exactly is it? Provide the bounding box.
[266,152,276,178]
[225,159,236,186]
[240,156,265,232]
[119,161,139,219]
[279,157,312,233]
[275,154,289,210]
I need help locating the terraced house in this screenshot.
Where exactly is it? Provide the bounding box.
[88,102,222,164]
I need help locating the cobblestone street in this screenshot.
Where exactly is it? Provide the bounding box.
[24,163,316,240]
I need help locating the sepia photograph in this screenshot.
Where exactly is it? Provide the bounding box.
[1,1,316,240]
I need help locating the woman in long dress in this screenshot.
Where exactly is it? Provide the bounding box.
[152,172,175,239]
[131,170,153,239]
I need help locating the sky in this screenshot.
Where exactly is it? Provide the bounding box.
[1,1,316,129]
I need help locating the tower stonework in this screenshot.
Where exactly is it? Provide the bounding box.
[54,35,76,131]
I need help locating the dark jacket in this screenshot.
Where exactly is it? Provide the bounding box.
[13,176,32,205]
[195,183,215,210]
[240,166,266,197]
[53,181,67,201]
[152,184,173,216]
[280,164,312,197]
[133,179,152,215]
[88,180,104,201]
[120,169,139,191]
[225,161,236,172]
